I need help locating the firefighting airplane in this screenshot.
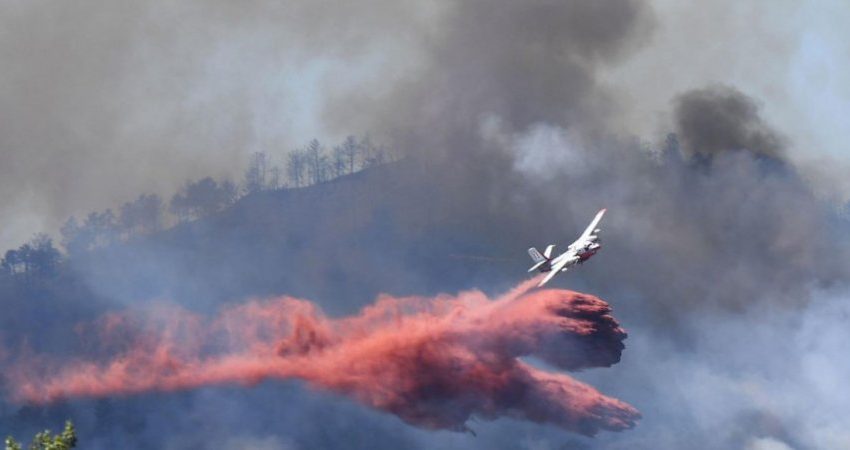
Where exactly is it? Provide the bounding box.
[527,209,606,287]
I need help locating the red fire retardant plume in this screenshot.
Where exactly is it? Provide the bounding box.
[4,278,639,436]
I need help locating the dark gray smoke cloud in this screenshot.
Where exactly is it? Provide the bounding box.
[0,0,431,249]
[3,1,850,449]
[327,0,653,156]
[674,85,785,158]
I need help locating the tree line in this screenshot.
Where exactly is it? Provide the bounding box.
[0,136,394,278]
[5,421,76,450]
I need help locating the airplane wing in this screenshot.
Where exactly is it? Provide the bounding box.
[578,208,606,241]
[538,254,578,287]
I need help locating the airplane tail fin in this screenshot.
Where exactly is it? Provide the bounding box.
[527,247,550,272]
[528,247,545,263]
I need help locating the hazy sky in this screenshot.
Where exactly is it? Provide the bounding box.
[603,0,850,192]
[0,0,848,250]
[3,3,850,448]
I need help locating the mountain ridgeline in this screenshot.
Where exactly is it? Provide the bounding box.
[68,159,525,317]
[0,154,525,354]
[3,131,850,449]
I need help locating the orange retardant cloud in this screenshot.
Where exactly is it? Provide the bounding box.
[4,278,639,436]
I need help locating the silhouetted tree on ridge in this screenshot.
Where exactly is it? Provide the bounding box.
[169,177,237,222]
[1,234,61,280]
[119,193,164,237]
[286,150,306,188]
[243,152,270,195]
[305,139,327,185]
[7,135,394,263]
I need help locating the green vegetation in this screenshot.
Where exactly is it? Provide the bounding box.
[5,421,77,450]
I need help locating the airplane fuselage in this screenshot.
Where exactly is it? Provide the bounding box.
[538,245,599,273]
[526,209,606,286]
[577,247,599,262]
[576,241,601,262]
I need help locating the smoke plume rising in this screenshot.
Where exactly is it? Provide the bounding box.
[673,85,785,158]
[3,0,849,447]
[5,278,637,436]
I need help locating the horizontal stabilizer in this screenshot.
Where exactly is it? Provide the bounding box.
[527,260,547,272]
[538,255,578,287]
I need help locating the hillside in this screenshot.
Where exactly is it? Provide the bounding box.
[4,143,849,450]
[1,158,539,447]
[57,160,528,318]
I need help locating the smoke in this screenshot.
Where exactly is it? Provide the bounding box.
[4,279,638,436]
[328,0,653,160]
[0,0,434,249]
[4,0,850,448]
[673,85,785,158]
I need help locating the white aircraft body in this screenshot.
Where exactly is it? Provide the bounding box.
[527,209,606,287]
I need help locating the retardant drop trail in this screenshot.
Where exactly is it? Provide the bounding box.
[4,277,639,436]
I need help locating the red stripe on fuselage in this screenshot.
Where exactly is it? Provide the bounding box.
[578,248,598,261]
